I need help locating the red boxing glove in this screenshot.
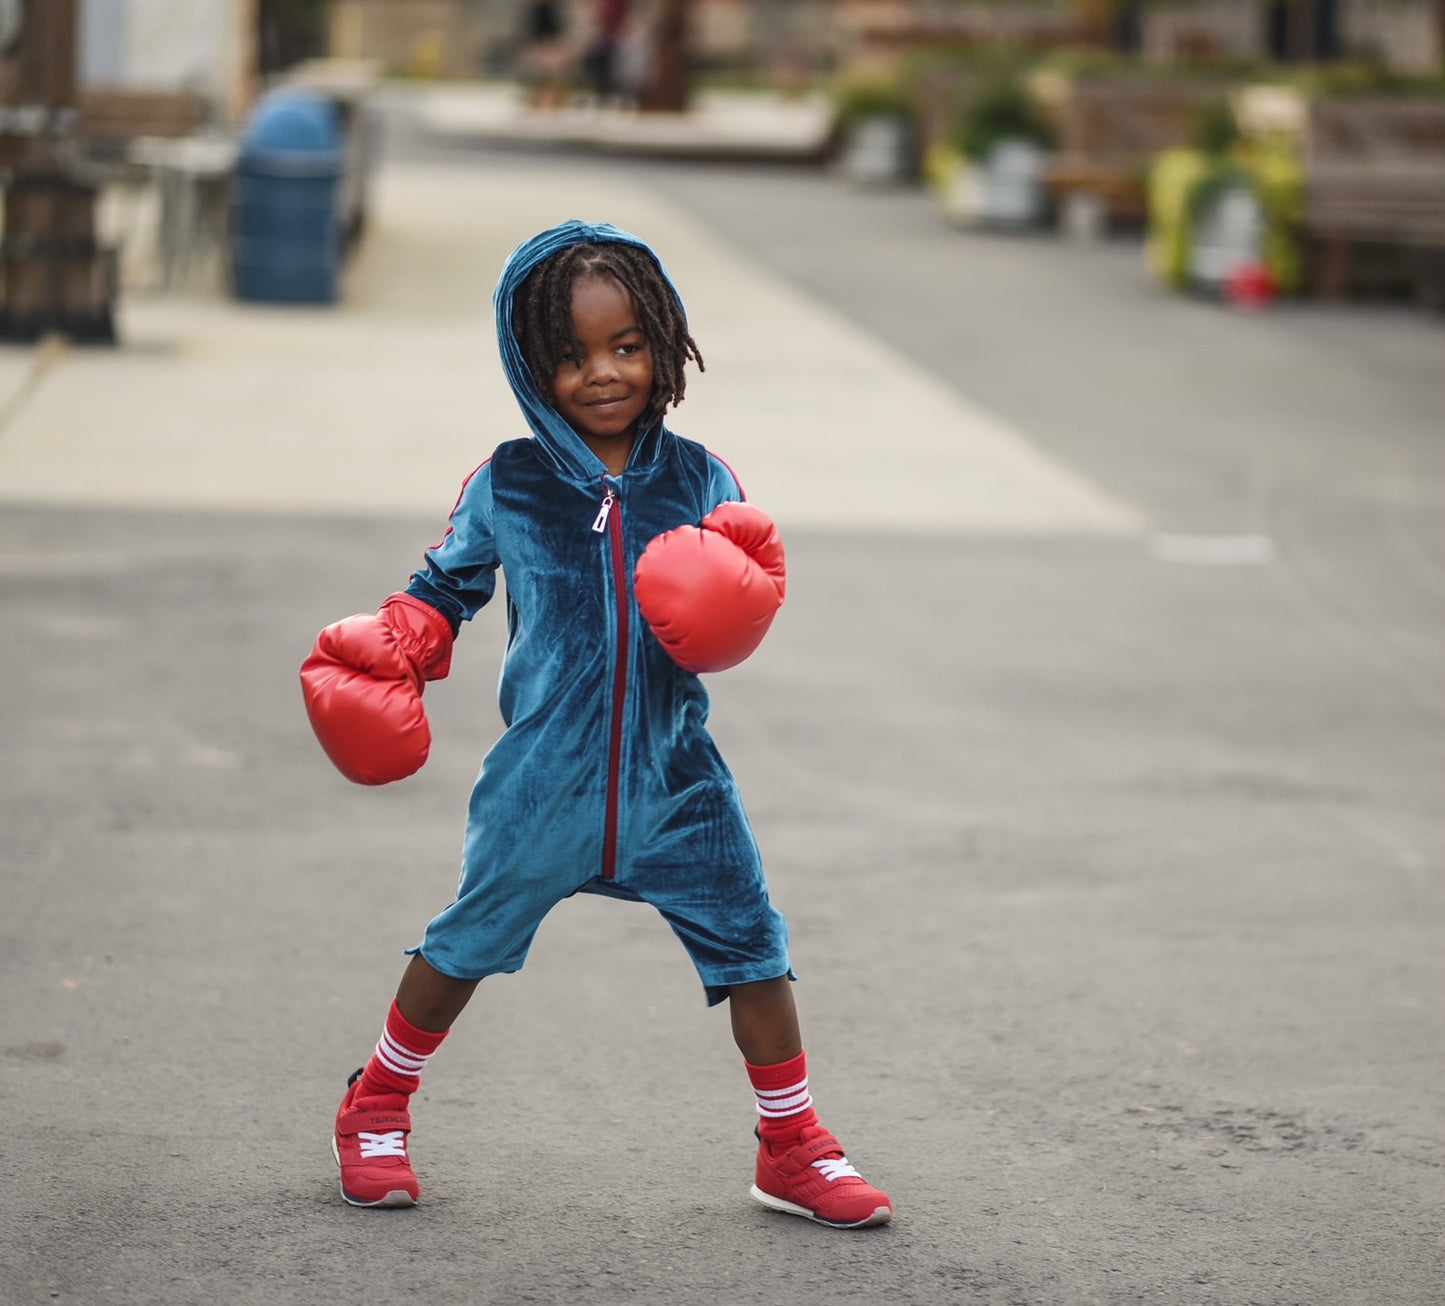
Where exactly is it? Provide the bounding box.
[299,592,454,785]
[634,501,786,673]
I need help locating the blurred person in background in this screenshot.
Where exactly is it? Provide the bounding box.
[584,0,631,103]
[520,0,571,109]
[612,8,655,109]
[639,0,691,112]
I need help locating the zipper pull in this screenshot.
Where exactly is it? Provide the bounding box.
[591,489,615,534]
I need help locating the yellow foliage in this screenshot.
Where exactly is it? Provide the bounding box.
[923,141,965,196]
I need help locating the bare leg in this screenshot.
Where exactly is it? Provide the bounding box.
[728,975,802,1065]
[394,952,480,1033]
[731,977,894,1226]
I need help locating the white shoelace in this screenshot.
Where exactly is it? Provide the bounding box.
[812,1155,862,1183]
[358,1130,408,1159]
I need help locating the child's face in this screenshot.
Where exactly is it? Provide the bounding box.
[550,273,655,450]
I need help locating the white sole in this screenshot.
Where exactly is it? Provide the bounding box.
[331,1134,417,1209]
[750,1184,892,1229]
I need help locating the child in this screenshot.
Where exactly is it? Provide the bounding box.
[300,220,892,1229]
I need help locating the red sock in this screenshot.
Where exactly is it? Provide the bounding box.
[354,1000,448,1106]
[746,1049,820,1143]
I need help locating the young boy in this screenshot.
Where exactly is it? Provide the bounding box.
[301,221,892,1228]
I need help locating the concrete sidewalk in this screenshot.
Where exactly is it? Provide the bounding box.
[0,158,1140,538]
[406,81,835,161]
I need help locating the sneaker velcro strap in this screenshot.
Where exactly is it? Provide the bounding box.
[772,1130,844,1178]
[338,1107,412,1135]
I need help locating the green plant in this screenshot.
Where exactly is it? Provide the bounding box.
[1035,47,1266,85]
[1236,141,1306,291]
[1191,98,1239,156]
[955,79,1054,162]
[829,75,915,129]
[1146,140,1304,293]
[1185,160,1254,228]
[1287,63,1445,99]
[900,43,1042,85]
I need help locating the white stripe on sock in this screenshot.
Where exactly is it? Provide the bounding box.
[381,1028,429,1065]
[374,1043,421,1079]
[375,1028,433,1080]
[756,1080,809,1103]
[755,1077,812,1119]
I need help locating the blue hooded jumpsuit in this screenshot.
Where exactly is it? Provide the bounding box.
[402,221,792,1004]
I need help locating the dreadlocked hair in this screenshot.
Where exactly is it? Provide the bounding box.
[512,241,704,432]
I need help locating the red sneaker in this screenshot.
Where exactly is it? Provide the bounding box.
[331,1071,419,1208]
[751,1125,892,1228]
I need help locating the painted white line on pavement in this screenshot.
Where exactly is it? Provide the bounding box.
[1148,534,1276,565]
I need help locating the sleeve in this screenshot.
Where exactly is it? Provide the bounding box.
[703,450,747,516]
[405,460,499,634]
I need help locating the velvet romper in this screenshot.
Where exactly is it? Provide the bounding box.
[402,221,792,1004]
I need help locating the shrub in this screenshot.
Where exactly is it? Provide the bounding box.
[956,79,1054,162]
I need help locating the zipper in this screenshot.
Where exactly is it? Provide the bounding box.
[597,483,627,879]
[591,490,614,534]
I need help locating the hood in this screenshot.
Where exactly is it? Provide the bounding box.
[493,219,686,486]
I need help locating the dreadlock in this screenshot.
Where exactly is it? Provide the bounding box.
[512,241,704,433]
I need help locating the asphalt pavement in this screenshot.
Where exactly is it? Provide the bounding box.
[1,90,1442,1306]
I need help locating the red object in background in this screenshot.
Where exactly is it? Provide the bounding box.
[595,0,629,35]
[1225,261,1278,308]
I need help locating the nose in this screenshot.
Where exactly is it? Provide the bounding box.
[583,350,619,385]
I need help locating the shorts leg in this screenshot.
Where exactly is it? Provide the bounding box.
[618,859,794,1005]
[413,844,591,983]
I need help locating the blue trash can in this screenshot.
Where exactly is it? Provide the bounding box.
[231,89,345,304]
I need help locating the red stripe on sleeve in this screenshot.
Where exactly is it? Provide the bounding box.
[426,459,490,552]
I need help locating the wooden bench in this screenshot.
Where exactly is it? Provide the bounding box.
[1044,80,1234,228]
[1302,97,1445,304]
[78,89,210,157]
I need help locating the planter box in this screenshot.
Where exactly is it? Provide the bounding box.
[837,114,916,186]
[938,140,1051,229]
[1189,185,1267,289]
[1146,146,1304,296]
